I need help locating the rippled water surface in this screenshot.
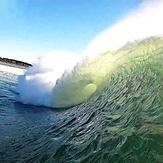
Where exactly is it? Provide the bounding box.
[0,67,163,163]
[0,38,163,163]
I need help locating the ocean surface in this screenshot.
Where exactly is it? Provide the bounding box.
[0,38,163,163]
[0,69,163,163]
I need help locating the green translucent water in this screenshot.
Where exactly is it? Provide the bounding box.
[0,37,163,162]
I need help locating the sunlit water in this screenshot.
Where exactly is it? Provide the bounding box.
[0,38,163,163]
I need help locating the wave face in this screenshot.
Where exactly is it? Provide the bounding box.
[4,37,163,162]
[50,37,163,162]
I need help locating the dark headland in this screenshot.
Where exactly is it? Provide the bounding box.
[0,57,32,69]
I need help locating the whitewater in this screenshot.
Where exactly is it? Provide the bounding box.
[0,64,25,75]
[16,0,163,108]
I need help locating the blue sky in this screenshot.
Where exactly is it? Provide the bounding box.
[0,0,140,63]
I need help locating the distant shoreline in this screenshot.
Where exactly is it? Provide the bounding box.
[0,57,32,70]
[0,61,28,69]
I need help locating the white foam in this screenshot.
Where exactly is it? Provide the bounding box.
[16,51,80,107]
[0,64,25,75]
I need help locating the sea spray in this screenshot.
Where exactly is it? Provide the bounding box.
[16,51,117,107]
[16,51,79,107]
[85,0,163,55]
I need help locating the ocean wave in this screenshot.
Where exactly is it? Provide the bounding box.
[15,0,163,108]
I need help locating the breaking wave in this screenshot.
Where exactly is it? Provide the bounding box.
[15,0,163,108]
